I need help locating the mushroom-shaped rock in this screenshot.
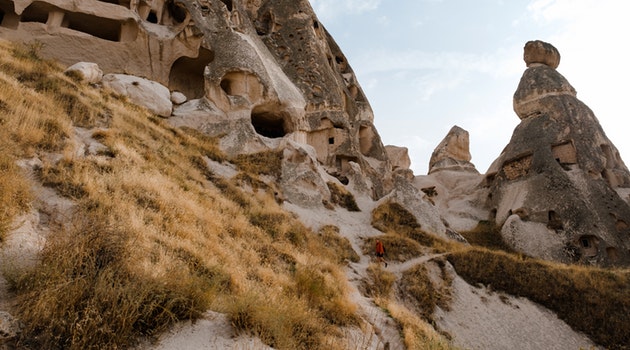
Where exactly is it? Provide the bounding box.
[429,126,477,174]
[486,40,630,267]
[513,41,575,119]
[523,40,560,69]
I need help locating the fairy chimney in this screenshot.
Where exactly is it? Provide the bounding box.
[484,40,630,266]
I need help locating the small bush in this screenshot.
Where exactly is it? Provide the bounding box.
[400,262,453,321]
[0,147,32,241]
[363,263,397,297]
[12,211,210,349]
[318,225,360,264]
[327,182,360,211]
[232,150,283,178]
[458,220,512,251]
[227,291,327,350]
[372,201,444,249]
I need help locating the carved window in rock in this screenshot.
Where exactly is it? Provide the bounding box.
[220,71,263,102]
[251,106,288,139]
[335,155,358,173]
[20,2,137,42]
[579,235,599,257]
[169,47,214,99]
[547,210,563,231]
[502,154,533,180]
[551,140,577,168]
[20,1,49,24]
[0,1,17,29]
[137,0,187,26]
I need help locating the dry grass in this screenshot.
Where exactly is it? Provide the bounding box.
[317,225,360,264]
[371,201,450,251]
[0,40,358,349]
[327,181,360,211]
[362,263,397,298]
[363,234,425,263]
[448,247,630,349]
[0,146,32,242]
[458,220,512,251]
[385,301,459,350]
[400,260,453,321]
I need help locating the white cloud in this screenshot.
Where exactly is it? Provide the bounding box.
[308,0,381,22]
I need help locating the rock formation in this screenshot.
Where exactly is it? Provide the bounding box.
[484,40,630,266]
[0,0,393,199]
[429,125,478,174]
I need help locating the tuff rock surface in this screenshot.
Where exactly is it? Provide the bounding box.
[484,40,630,266]
[0,0,394,201]
[429,125,478,174]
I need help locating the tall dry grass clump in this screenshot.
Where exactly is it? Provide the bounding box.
[0,40,359,349]
[448,247,630,349]
[371,201,451,251]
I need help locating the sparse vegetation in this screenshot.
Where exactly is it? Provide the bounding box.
[371,201,453,251]
[363,234,425,263]
[0,41,358,349]
[327,181,360,211]
[363,263,397,297]
[458,220,512,251]
[448,248,630,349]
[318,225,360,264]
[400,260,453,320]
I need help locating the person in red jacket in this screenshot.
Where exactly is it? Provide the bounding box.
[375,239,387,267]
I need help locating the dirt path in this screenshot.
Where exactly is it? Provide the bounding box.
[284,198,448,350]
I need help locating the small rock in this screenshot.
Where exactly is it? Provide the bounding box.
[64,62,103,84]
[171,91,187,105]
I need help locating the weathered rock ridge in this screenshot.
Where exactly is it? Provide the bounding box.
[484,40,630,266]
[0,0,394,201]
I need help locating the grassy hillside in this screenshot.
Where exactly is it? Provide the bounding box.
[0,40,359,349]
[371,201,630,350]
[1,40,628,350]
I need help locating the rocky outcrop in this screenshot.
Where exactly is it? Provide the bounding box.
[0,0,393,200]
[429,125,478,174]
[385,145,411,171]
[484,40,630,266]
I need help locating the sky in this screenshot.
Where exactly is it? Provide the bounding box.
[308,0,630,174]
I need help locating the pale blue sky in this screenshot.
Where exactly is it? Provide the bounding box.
[309,0,630,174]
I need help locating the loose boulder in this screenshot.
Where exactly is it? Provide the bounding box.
[64,62,103,84]
[102,74,173,117]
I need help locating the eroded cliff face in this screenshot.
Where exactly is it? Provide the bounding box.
[484,40,630,266]
[0,0,392,199]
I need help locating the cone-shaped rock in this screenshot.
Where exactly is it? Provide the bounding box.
[485,40,630,266]
[429,126,478,174]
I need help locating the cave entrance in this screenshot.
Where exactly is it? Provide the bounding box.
[251,107,287,139]
[169,47,214,99]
